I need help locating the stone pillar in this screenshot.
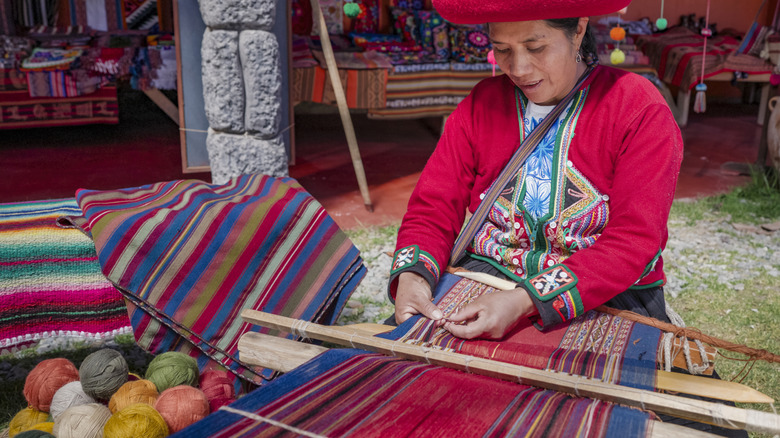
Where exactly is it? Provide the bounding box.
[198,0,288,185]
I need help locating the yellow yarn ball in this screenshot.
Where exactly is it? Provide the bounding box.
[53,403,112,438]
[610,48,626,65]
[27,422,54,433]
[8,407,50,438]
[108,380,159,414]
[103,403,169,438]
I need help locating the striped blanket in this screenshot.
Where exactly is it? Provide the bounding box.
[0,199,131,355]
[174,349,653,437]
[637,27,772,90]
[58,175,366,383]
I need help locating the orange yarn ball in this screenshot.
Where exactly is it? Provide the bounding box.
[154,385,210,433]
[23,358,79,412]
[108,380,159,414]
[610,26,626,41]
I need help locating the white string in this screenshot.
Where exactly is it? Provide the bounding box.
[421,346,431,365]
[349,332,357,349]
[219,406,327,438]
[464,355,472,374]
[390,341,397,357]
[573,378,581,397]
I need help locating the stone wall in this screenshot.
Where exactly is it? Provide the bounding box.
[198,0,288,184]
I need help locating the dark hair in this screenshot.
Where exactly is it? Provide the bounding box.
[544,18,598,65]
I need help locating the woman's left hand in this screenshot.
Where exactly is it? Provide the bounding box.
[443,288,535,340]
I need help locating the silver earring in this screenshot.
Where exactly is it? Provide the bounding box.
[576,52,582,63]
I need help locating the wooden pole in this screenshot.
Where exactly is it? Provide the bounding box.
[238,331,722,438]
[241,310,780,435]
[310,0,373,211]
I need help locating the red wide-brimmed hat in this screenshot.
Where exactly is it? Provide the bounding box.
[431,0,631,24]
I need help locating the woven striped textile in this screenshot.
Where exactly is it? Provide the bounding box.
[379,273,661,391]
[367,63,494,120]
[0,198,131,354]
[175,349,653,437]
[58,175,366,383]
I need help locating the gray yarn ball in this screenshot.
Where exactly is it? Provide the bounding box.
[78,349,129,401]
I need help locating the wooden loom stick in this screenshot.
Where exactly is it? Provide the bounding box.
[451,270,780,366]
[310,0,373,212]
[241,310,780,435]
[238,332,721,438]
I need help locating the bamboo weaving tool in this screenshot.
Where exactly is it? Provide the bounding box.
[240,309,780,435]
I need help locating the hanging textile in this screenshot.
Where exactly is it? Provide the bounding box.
[378,273,661,390]
[58,174,367,383]
[173,348,653,437]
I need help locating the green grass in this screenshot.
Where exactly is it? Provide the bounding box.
[672,168,780,225]
[666,169,780,437]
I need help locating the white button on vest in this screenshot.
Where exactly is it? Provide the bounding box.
[602,195,610,201]
[494,254,502,261]
[547,260,554,266]
[514,222,521,229]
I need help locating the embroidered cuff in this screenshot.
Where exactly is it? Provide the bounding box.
[387,245,440,301]
[521,265,584,329]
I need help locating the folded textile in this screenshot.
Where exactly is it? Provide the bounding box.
[58,175,366,383]
[0,199,131,354]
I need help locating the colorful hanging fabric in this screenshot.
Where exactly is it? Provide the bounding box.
[173,349,654,437]
[58,174,366,384]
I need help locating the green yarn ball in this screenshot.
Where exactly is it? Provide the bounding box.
[655,18,668,31]
[79,349,129,401]
[343,2,360,18]
[145,352,199,392]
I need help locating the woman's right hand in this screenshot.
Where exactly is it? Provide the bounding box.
[394,272,444,324]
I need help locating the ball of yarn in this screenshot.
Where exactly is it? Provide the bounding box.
[145,352,199,392]
[50,381,96,420]
[27,422,54,433]
[23,358,80,412]
[199,370,234,401]
[13,431,54,438]
[108,379,159,413]
[103,403,169,438]
[79,348,129,401]
[655,17,668,31]
[154,385,210,433]
[207,396,235,411]
[53,403,111,438]
[8,407,50,438]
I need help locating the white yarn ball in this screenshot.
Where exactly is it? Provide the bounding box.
[50,381,96,420]
[53,403,111,438]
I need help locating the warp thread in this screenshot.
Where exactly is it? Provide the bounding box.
[154,385,210,433]
[219,406,327,438]
[79,349,129,401]
[8,407,50,438]
[52,403,111,438]
[145,351,199,393]
[108,379,159,414]
[103,403,169,438]
[50,381,96,420]
[23,358,80,412]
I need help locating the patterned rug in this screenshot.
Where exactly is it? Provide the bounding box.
[0,199,131,355]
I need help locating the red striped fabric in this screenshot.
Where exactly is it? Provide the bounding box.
[59,175,366,383]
